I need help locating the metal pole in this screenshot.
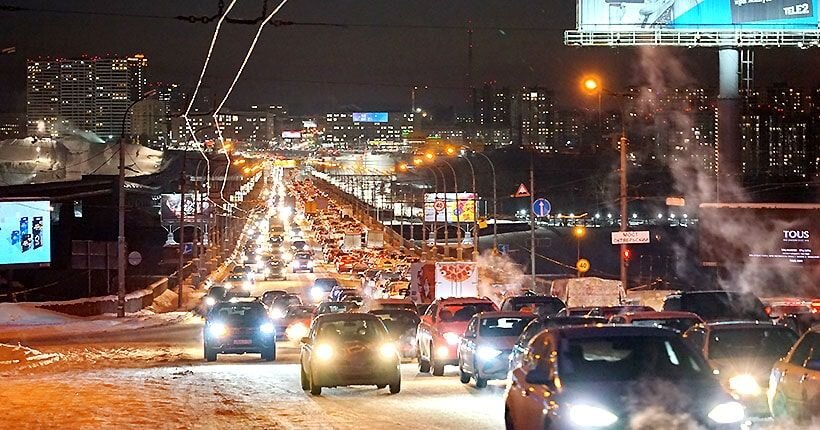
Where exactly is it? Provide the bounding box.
[434,166,449,258]
[619,136,628,291]
[530,146,536,289]
[117,135,126,317]
[476,152,497,251]
[441,160,461,260]
[177,150,187,309]
[463,156,479,259]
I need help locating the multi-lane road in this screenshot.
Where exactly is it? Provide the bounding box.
[0,263,505,430]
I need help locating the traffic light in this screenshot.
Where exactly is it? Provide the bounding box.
[623,248,632,262]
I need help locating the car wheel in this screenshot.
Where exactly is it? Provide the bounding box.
[309,373,322,396]
[389,378,401,394]
[458,363,470,384]
[376,384,387,389]
[475,375,488,388]
[204,345,217,362]
[431,358,445,376]
[300,365,309,390]
[418,344,431,373]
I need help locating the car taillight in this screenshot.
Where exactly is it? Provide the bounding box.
[811,300,820,314]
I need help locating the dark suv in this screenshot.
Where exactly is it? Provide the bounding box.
[662,290,768,322]
[203,299,277,362]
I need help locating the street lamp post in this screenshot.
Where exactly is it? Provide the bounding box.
[475,151,498,252]
[419,163,439,259]
[573,225,586,277]
[461,155,479,260]
[438,159,461,260]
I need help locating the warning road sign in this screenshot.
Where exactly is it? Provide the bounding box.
[513,183,530,198]
[576,258,590,273]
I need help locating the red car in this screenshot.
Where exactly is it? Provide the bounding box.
[416,297,498,376]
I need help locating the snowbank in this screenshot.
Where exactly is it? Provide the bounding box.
[0,343,61,371]
[0,303,80,326]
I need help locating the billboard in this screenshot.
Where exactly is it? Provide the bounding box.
[352,112,388,123]
[579,0,819,31]
[282,131,302,139]
[160,193,211,225]
[423,193,477,223]
[699,203,820,266]
[0,201,51,267]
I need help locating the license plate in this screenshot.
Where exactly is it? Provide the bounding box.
[233,339,252,345]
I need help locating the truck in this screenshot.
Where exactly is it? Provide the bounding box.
[550,277,625,308]
[342,231,362,250]
[433,262,479,299]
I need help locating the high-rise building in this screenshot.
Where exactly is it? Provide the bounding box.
[0,113,25,139]
[26,60,60,137]
[322,112,414,150]
[25,54,147,139]
[473,82,512,147]
[517,87,556,152]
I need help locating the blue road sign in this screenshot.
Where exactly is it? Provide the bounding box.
[532,198,551,217]
[498,243,510,254]
[183,243,193,255]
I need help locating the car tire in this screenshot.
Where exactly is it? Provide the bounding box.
[459,363,470,384]
[389,378,401,394]
[418,344,431,373]
[309,373,322,396]
[376,384,387,389]
[475,375,488,388]
[261,346,276,361]
[431,358,445,377]
[204,345,217,362]
[300,365,309,390]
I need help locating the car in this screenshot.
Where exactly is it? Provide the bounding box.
[683,321,799,417]
[555,306,596,317]
[224,266,254,290]
[276,305,315,341]
[260,290,288,307]
[505,326,746,430]
[609,311,704,333]
[367,298,417,313]
[767,326,819,422]
[292,239,308,251]
[203,286,228,309]
[509,315,608,371]
[262,257,286,280]
[458,311,536,388]
[663,290,769,322]
[269,294,303,319]
[585,305,656,318]
[417,297,498,376]
[500,295,566,317]
[329,286,359,302]
[292,251,314,273]
[310,278,339,302]
[203,299,277,362]
[299,313,402,395]
[762,297,820,334]
[340,294,365,307]
[369,309,422,359]
[315,301,358,317]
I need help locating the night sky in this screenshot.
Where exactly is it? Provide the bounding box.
[2,0,819,114]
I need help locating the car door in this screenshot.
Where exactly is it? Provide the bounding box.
[460,316,479,373]
[417,303,437,361]
[509,334,552,430]
[518,339,556,429]
[781,332,819,415]
[301,323,317,375]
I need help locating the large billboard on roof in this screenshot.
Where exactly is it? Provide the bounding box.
[352,112,388,123]
[578,0,819,31]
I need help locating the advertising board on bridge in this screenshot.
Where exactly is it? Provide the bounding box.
[423,193,477,223]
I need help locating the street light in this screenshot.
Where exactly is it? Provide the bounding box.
[573,225,586,277]
[581,74,629,289]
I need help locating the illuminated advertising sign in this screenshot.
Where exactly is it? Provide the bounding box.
[352,112,389,123]
[579,0,819,31]
[160,193,211,225]
[282,131,302,139]
[423,193,477,223]
[699,203,820,266]
[0,201,51,267]
[302,120,317,129]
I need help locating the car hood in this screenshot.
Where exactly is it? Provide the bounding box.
[476,336,518,351]
[560,379,733,423]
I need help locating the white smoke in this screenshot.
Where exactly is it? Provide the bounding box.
[474,249,528,305]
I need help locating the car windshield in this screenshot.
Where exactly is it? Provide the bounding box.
[208,287,226,298]
[559,335,709,382]
[273,296,301,308]
[439,303,496,322]
[479,316,535,337]
[295,252,311,259]
[682,293,768,321]
[317,302,353,314]
[510,298,565,316]
[632,318,700,333]
[212,304,266,325]
[286,306,314,317]
[317,319,385,343]
[707,327,798,359]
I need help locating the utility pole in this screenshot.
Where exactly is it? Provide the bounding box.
[619,136,629,290]
[117,135,126,317]
[530,146,536,290]
[177,151,187,309]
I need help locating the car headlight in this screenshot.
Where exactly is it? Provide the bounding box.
[477,346,503,360]
[311,287,324,300]
[242,280,252,290]
[286,322,309,341]
[315,344,333,361]
[708,401,745,424]
[259,322,275,334]
[205,296,216,307]
[223,282,232,289]
[379,343,397,359]
[208,323,228,338]
[728,374,761,396]
[568,404,618,427]
[270,308,286,319]
[442,332,460,345]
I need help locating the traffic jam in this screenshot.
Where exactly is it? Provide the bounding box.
[199,166,819,429]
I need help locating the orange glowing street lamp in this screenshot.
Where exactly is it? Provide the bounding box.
[424,152,434,161]
[398,163,408,172]
[445,146,455,155]
[582,76,601,94]
[413,158,423,166]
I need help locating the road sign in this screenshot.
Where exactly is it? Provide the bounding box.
[576,258,590,273]
[532,198,551,217]
[513,183,530,198]
[433,200,445,212]
[127,251,142,266]
[611,231,650,245]
[497,243,510,254]
[183,243,193,255]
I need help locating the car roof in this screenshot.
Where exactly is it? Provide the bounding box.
[702,320,779,329]
[374,298,414,304]
[547,325,680,339]
[475,311,536,319]
[619,311,702,320]
[314,312,380,323]
[506,295,562,302]
[436,297,495,305]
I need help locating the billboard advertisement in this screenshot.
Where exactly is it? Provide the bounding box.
[579,0,819,31]
[352,112,388,123]
[423,193,477,223]
[0,201,51,267]
[699,203,820,266]
[160,193,211,225]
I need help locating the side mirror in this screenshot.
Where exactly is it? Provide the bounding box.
[300,337,311,345]
[524,369,554,387]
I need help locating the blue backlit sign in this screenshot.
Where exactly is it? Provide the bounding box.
[352,112,389,123]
